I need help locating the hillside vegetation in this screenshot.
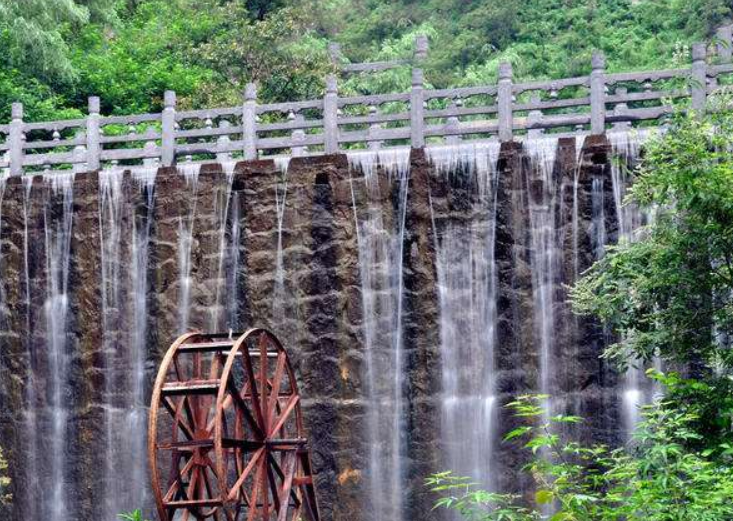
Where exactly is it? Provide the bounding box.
[0,0,731,120]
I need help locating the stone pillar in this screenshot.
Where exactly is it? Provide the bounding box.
[497,62,513,142]
[86,97,101,171]
[323,75,339,155]
[691,43,707,114]
[241,83,258,160]
[161,90,176,167]
[8,103,24,176]
[410,69,425,148]
[590,51,606,135]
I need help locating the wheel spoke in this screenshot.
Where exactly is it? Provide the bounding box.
[227,447,265,502]
[270,395,300,437]
[268,354,287,423]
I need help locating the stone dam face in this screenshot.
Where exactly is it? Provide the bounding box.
[0,134,657,521]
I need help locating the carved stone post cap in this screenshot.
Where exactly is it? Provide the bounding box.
[717,25,732,38]
[88,96,101,114]
[591,51,606,70]
[412,68,424,86]
[11,102,23,120]
[414,35,429,59]
[498,61,512,80]
[164,90,177,107]
[692,42,707,61]
[244,83,258,100]
[326,74,338,94]
[328,42,342,61]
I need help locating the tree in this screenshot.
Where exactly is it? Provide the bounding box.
[429,393,733,521]
[0,0,117,82]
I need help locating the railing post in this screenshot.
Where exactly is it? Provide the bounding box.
[414,35,429,62]
[410,68,425,148]
[87,96,101,171]
[497,62,513,142]
[328,42,342,65]
[9,102,24,176]
[162,90,176,166]
[324,75,339,154]
[691,43,707,115]
[717,25,732,63]
[590,51,606,135]
[243,83,258,160]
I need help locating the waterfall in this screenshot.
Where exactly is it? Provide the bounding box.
[525,138,560,418]
[210,161,239,331]
[428,142,501,491]
[272,160,290,324]
[177,163,201,331]
[348,148,410,521]
[99,166,157,519]
[21,175,39,521]
[607,130,658,437]
[42,172,76,521]
[99,167,125,520]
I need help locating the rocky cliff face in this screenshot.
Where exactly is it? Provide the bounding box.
[0,136,636,521]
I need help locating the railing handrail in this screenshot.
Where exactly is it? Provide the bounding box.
[1,26,731,175]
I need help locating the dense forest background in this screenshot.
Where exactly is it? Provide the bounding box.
[1,0,731,121]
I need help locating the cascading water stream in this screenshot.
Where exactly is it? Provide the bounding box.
[210,161,239,331]
[272,160,290,323]
[524,137,560,420]
[100,166,158,519]
[427,142,501,491]
[348,148,410,521]
[177,163,201,331]
[43,172,76,521]
[607,130,657,437]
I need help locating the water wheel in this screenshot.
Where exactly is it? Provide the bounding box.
[148,328,320,521]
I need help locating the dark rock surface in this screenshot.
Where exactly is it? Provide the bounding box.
[0,139,627,521]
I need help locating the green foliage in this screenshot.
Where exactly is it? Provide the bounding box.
[118,509,150,521]
[0,0,117,83]
[0,446,10,505]
[429,394,733,521]
[571,100,733,372]
[2,0,730,117]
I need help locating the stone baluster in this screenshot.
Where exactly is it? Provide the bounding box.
[143,141,159,168]
[691,43,707,114]
[72,144,87,174]
[87,96,101,171]
[612,87,631,131]
[410,68,425,148]
[323,75,339,154]
[497,62,513,142]
[446,98,462,145]
[216,120,232,163]
[368,105,382,151]
[243,83,258,160]
[590,51,606,135]
[161,90,177,166]
[291,112,307,157]
[717,25,732,63]
[9,102,24,176]
[527,94,543,138]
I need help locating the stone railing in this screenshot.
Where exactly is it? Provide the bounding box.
[2,26,733,175]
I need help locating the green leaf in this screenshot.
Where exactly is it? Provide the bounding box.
[535,489,553,504]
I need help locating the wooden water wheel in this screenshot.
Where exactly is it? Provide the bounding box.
[148,329,320,521]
